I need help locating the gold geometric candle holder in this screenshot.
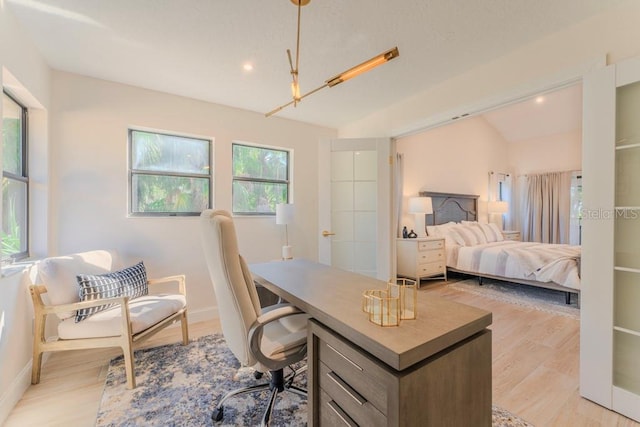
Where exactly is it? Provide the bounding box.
[389,278,417,320]
[362,288,400,327]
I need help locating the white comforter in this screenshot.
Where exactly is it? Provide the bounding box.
[448,241,581,290]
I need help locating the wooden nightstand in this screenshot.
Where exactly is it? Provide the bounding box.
[396,237,446,285]
[502,230,521,241]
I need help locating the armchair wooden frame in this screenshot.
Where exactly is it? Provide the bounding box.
[29,275,189,389]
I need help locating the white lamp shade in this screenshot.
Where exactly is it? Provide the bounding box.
[408,197,433,215]
[488,201,509,214]
[276,203,295,225]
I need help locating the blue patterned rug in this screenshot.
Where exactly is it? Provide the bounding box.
[97,334,533,426]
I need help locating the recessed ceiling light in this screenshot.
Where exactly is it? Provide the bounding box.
[535,96,545,104]
[243,63,254,72]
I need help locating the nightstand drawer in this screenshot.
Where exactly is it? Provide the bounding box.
[418,261,445,276]
[319,363,386,427]
[419,240,444,251]
[318,330,390,414]
[418,250,444,263]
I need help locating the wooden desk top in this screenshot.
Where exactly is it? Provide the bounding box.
[250,259,492,371]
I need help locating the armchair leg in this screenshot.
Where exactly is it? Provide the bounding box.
[31,349,43,385]
[122,342,136,389]
[180,311,189,345]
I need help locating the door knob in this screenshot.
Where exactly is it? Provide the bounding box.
[322,230,336,237]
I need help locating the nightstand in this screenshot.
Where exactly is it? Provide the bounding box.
[502,230,521,241]
[396,237,446,285]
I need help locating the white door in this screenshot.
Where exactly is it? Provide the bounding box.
[318,138,392,280]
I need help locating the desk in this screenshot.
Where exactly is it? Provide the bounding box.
[251,259,492,426]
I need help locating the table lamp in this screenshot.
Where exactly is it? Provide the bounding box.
[408,196,433,238]
[488,201,509,229]
[276,203,295,260]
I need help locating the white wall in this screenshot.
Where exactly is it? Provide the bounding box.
[339,1,640,138]
[50,71,336,321]
[396,116,509,228]
[0,3,51,423]
[508,129,582,175]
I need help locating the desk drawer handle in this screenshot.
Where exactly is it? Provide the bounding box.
[326,343,363,371]
[327,400,358,427]
[327,371,366,405]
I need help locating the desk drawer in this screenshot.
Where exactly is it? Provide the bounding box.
[419,240,444,251]
[320,389,358,427]
[317,332,390,415]
[417,249,444,263]
[319,362,386,427]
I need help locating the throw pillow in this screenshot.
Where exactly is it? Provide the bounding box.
[75,261,148,322]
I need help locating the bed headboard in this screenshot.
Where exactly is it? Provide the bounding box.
[419,191,479,225]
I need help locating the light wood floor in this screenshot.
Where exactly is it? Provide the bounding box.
[5,281,639,427]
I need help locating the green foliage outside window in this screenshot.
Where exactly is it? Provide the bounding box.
[232,144,289,214]
[2,92,28,260]
[130,130,211,215]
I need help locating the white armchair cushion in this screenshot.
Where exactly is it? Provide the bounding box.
[37,250,123,319]
[75,261,148,322]
[57,294,186,339]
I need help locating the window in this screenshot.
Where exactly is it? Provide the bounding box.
[232,143,290,215]
[129,129,212,216]
[2,91,29,261]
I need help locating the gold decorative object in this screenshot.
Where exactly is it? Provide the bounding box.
[362,279,417,326]
[362,289,400,327]
[389,278,417,320]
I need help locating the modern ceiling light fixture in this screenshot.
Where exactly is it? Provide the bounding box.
[265,0,399,118]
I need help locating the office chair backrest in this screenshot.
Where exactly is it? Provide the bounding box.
[200,209,262,367]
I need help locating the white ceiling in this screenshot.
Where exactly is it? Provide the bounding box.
[5,0,618,129]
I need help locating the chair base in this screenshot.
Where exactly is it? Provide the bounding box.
[212,365,307,426]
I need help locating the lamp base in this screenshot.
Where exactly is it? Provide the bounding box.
[282,245,293,260]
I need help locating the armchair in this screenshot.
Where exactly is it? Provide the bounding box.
[199,210,307,426]
[29,250,189,389]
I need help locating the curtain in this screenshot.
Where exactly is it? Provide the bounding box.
[521,171,572,243]
[395,152,404,238]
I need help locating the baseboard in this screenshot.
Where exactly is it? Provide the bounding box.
[185,305,218,325]
[0,359,31,425]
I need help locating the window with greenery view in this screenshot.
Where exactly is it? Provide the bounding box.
[129,130,211,216]
[232,143,289,215]
[2,91,29,261]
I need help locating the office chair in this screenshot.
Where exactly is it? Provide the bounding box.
[199,209,308,426]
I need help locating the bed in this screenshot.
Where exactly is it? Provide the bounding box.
[420,191,581,304]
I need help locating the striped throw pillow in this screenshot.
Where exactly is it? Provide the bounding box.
[75,261,148,322]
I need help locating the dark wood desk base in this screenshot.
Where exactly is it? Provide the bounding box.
[308,320,492,426]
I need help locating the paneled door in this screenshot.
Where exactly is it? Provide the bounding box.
[318,138,392,280]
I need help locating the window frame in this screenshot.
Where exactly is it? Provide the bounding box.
[2,89,29,261]
[231,142,291,216]
[128,128,213,217]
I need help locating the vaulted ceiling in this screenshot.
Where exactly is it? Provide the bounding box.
[5,0,622,129]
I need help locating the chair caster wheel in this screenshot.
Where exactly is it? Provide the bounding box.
[212,407,223,422]
[254,371,264,379]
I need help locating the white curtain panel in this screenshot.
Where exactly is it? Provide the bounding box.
[395,153,404,238]
[521,171,572,243]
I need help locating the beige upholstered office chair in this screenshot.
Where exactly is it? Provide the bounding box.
[200,209,308,426]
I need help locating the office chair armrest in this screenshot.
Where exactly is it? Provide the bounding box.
[254,304,303,325]
[248,304,307,371]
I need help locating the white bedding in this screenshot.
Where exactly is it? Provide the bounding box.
[447,240,581,290]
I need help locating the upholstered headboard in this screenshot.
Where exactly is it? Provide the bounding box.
[419,191,479,225]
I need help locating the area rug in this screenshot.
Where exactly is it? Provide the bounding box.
[448,278,579,319]
[97,334,533,426]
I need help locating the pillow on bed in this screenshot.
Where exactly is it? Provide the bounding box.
[426,221,457,237]
[484,223,505,242]
[448,224,486,246]
[462,223,488,244]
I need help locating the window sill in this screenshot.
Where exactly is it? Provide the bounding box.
[1,261,35,279]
